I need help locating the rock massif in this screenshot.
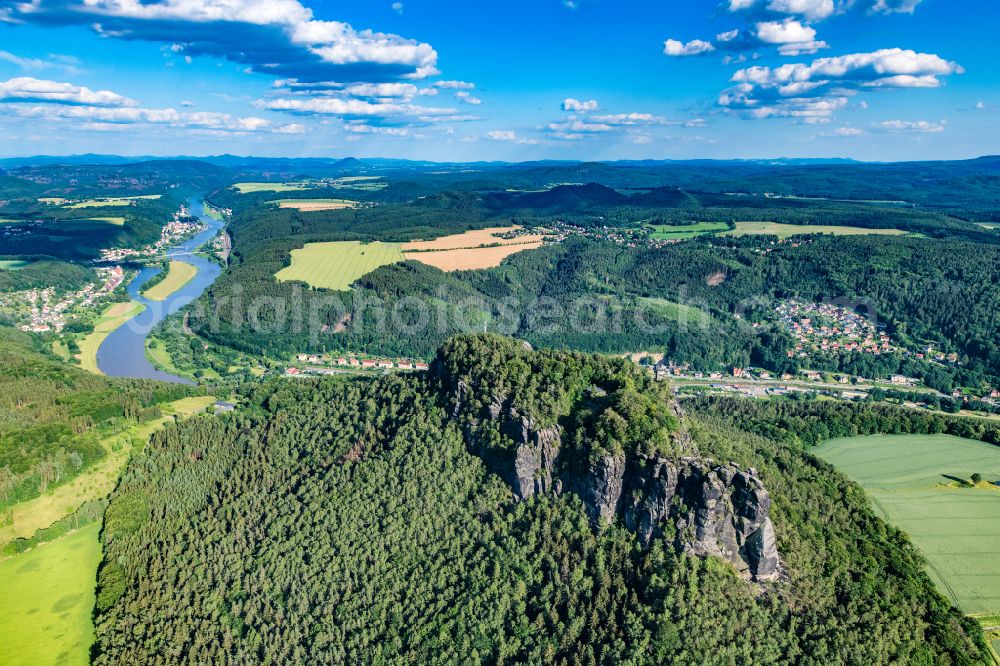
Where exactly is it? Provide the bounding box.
[457,384,781,582]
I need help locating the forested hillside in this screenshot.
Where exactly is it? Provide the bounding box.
[0,329,195,511]
[190,191,1000,391]
[92,335,988,664]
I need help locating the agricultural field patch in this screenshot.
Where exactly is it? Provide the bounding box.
[647,222,730,240]
[815,434,1000,614]
[0,524,101,666]
[232,182,315,194]
[0,259,32,270]
[402,226,547,252]
[404,242,545,272]
[638,297,713,326]
[270,198,360,211]
[275,241,405,291]
[723,222,908,239]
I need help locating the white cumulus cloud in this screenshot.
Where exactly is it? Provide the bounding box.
[562,98,599,112]
[664,39,716,57]
[0,77,137,107]
[879,119,945,132]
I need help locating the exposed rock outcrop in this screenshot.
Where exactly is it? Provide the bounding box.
[466,391,781,582]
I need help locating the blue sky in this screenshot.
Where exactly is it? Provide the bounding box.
[0,0,995,161]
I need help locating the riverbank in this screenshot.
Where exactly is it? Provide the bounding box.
[96,198,225,383]
[77,300,145,374]
[141,260,197,301]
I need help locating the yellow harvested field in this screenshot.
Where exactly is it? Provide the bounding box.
[406,242,544,271]
[403,226,548,252]
[272,198,359,211]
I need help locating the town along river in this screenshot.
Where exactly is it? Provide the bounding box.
[96,198,224,384]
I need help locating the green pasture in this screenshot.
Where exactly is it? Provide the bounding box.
[723,221,908,239]
[0,524,101,666]
[232,181,314,194]
[815,434,1000,614]
[275,241,405,291]
[0,260,32,270]
[647,222,729,239]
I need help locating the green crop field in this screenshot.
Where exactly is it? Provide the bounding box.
[723,222,908,239]
[0,260,32,270]
[647,222,729,239]
[275,241,405,291]
[232,181,315,194]
[814,434,1000,614]
[0,524,101,666]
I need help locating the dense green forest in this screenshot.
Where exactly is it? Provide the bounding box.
[92,335,989,664]
[0,258,96,294]
[683,395,1000,449]
[0,329,196,510]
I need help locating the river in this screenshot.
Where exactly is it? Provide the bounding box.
[96,198,224,384]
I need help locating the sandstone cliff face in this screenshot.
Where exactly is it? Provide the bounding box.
[469,392,781,582]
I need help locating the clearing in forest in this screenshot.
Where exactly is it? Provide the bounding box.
[723,222,907,239]
[647,222,730,240]
[275,241,405,291]
[815,434,1000,615]
[270,198,359,211]
[232,182,314,194]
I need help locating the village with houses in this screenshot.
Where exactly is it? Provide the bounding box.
[773,299,961,365]
[2,264,126,333]
[284,353,429,377]
[98,206,206,263]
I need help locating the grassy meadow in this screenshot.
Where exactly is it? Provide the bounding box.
[0,396,215,666]
[276,241,404,291]
[232,182,314,194]
[815,434,1000,614]
[647,222,730,240]
[0,523,101,666]
[142,260,197,301]
[0,396,217,546]
[723,222,908,239]
[269,198,359,211]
